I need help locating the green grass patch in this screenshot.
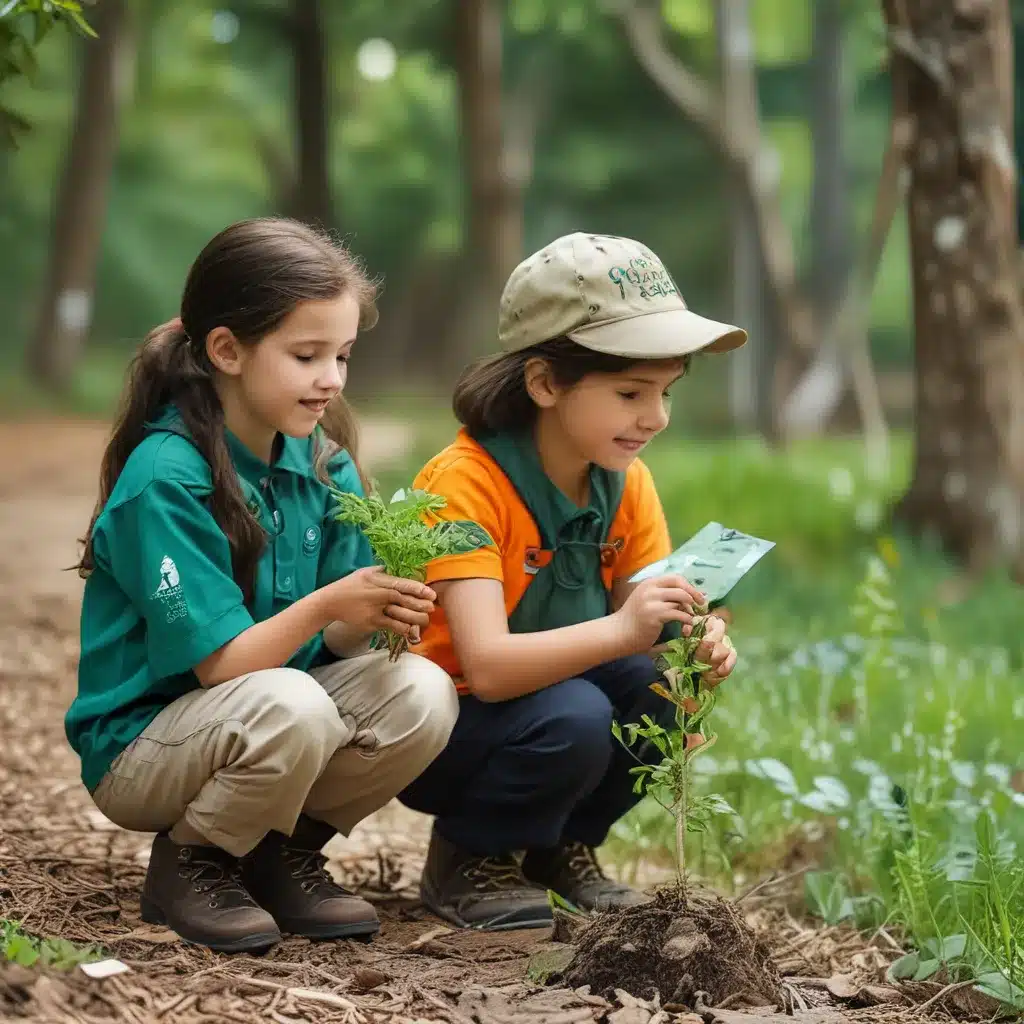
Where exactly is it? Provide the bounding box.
[602,533,1024,1011]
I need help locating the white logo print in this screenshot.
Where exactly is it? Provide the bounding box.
[154,556,180,594]
[152,555,187,624]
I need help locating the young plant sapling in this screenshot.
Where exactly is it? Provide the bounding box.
[331,487,492,660]
[612,611,736,885]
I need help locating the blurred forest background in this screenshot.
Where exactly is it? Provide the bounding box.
[0,0,957,420]
[6,3,1024,1006]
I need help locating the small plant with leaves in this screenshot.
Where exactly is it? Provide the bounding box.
[331,486,492,660]
[1,918,103,970]
[612,613,736,886]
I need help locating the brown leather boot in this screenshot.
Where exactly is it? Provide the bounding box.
[140,834,281,953]
[522,841,649,912]
[241,815,380,940]
[420,825,553,931]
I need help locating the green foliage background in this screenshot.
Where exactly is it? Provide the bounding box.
[0,0,913,416]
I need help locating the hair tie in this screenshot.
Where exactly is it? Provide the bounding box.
[170,315,194,346]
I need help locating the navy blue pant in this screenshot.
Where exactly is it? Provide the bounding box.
[399,655,674,855]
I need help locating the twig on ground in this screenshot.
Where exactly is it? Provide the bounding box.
[870,926,904,952]
[413,984,475,1024]
[714,989,761,1008]
[307,964,354,991]
[230,974,357,1007]
[782,981,809,1012]
[735,867,809,904]
[916,978,978,1014]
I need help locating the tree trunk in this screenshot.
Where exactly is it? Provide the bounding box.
[28,0,134,391]
[885,0,1024,573]
[778,0,864,442]
[619,1,820,444]
[290,0,333,230]
[447,0,522,377]
[715,0,773,436]
[810,0,851,323]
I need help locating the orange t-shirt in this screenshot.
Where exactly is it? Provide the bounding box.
[413,429,672,689]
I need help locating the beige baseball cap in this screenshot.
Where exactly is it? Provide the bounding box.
[498,232,747,359]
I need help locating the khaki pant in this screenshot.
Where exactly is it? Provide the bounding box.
[92,651,458,857]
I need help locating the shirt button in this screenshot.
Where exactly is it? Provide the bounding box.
[282,576,292,588]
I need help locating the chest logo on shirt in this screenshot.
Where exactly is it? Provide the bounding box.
[302,525,321,555]
[152,555,187,624]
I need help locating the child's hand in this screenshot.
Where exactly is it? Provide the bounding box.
[614,574,705,654]
[320,567,436,640]
[695,614,737,688]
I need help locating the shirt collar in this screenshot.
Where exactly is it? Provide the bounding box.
[147,405,321,486]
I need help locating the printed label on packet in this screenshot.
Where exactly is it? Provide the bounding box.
[628,521,775,604]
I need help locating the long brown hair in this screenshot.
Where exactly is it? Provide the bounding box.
[452,336,689,436]
[78,217,378,602]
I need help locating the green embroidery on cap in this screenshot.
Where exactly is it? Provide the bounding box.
[608,256,679,302]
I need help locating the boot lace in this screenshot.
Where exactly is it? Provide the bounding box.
[462,855,530,893]
[283,847,354,897]
[177,848,252,908]
[563,842,606,885]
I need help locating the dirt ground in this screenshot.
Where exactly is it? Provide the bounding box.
[0,420,1001,1024]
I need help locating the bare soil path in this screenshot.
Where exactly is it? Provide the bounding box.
[0,420,988,1024]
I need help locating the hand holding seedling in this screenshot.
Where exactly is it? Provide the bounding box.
[687,613,736,686]
[613,574,706,653]
[319,567,435,644]
[332,487,493,660]
[613,614,738,886]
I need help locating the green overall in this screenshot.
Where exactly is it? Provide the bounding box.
[475,432,625,636]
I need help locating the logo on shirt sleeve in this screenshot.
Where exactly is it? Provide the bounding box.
[154,556,180,593]
[434,520,494,554]
[152,555,187,623]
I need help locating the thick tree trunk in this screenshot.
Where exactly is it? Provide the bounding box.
[715,0,773,436]
[885,0,1024,573]
[28,0,134,390]
[290,0,333,230]
[447,0,522,377]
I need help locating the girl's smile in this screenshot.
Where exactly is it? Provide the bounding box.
[299,397,332,416]
[613,437,648,454]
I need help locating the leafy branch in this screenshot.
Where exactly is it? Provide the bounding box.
[331,487,492,660]
[613,613,735,886]
[1,0,96,147]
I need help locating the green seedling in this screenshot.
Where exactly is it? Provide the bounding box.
[331,487,492,660]
[1,918,103,970]
[612,612,735,886]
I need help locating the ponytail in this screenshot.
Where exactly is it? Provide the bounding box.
[78,217,381,601]
[78,319,265,604]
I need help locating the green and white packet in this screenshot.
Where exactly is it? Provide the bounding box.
[629,521,775,605]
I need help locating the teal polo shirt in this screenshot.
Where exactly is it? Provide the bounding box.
[65,407,374,794]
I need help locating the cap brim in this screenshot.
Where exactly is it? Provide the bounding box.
[568,307,747,359]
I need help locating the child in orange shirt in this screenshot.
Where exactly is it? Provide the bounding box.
[399,233,743,930]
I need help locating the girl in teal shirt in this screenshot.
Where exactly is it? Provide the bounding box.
[66,218,457,954]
